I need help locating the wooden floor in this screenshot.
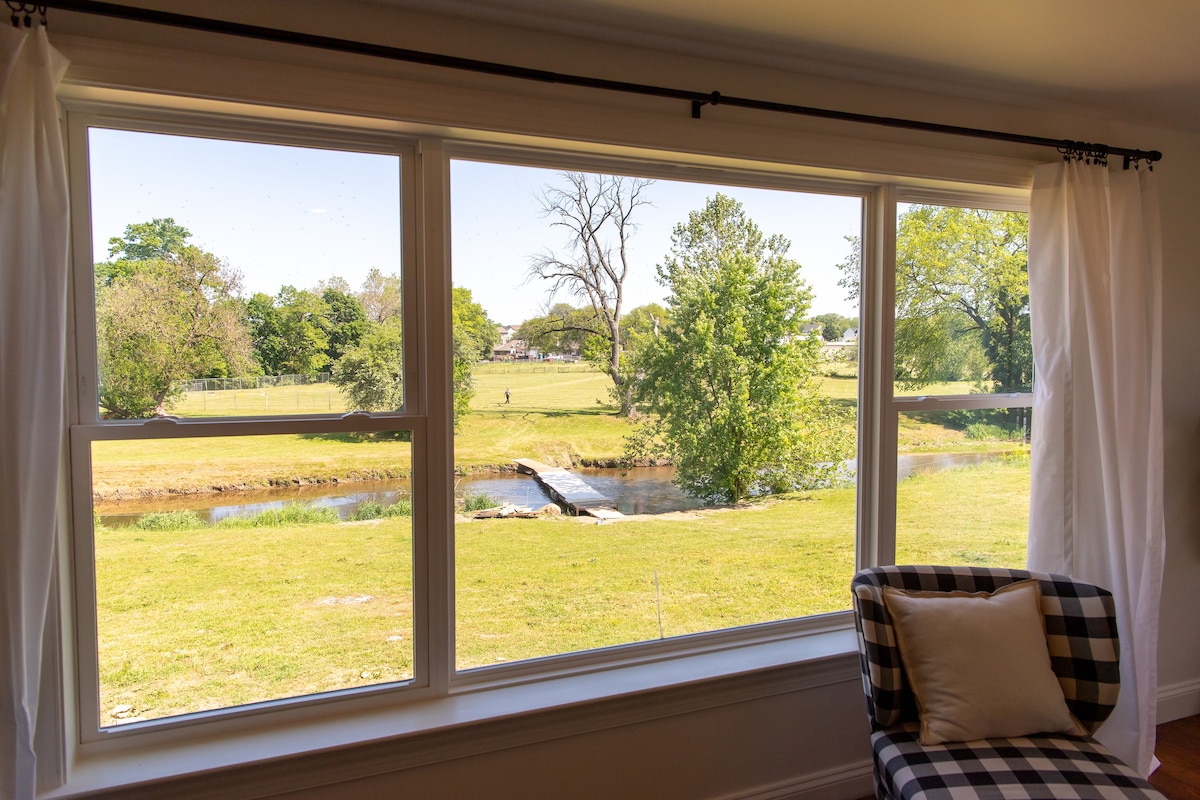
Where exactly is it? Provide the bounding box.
[1150,714,1200,800]
[854,714,1200,800]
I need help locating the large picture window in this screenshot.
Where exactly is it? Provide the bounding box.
[64,113,1031,744]
[449,158,864,670]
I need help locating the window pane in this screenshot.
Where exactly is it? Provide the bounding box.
[87,129,402,418]
[451,160,862,670]
[91,434,414,725]
[892,204,1030,398]
[894,408,1030,569]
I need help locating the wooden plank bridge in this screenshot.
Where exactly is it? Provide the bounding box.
[512,459,625,520]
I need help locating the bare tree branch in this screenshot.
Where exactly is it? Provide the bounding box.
[527,172,653,414]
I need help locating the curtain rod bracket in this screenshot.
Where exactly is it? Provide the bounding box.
[691,90,721,119]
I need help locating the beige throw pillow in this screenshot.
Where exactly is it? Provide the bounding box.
[882,580,1086,745]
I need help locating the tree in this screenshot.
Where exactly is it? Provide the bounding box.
[331,317,404,411]
[528,172,653,415]
[837,206,1030,392]
[451,287,498,423]
[358,267,402,324]
[332,288,491,423]
[246,287,336,376]
[97,244,254,417]
[452,287,499,362]
[632,195,853,503]
[321,287,369,363]
[98,217,192,286]
[519,303,598,357]
[810,312,858,342]
[271,286,332,375]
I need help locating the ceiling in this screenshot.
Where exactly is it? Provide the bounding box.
[377,0,1200,133]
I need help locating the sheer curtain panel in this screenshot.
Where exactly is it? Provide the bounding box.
[1027,159,1165,776]
[0,24,69,800]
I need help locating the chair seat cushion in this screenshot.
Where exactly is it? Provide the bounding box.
[872,724,1167,800]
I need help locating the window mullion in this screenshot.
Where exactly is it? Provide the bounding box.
[857,185,898,569]
[415,138,454,695]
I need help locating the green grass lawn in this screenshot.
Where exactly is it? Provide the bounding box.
[95,517,414,724]
[94,458,1028,724]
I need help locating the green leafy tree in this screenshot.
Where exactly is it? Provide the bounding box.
[528,172,653,415]
[97,244,254,417]
[246,292,284,373]
[837,206,1030,392]
[452,287,499,362]
[321,287,369,363]
[97,217,192,286]
[331,317,404,411]
[632,195,853,503]
[333,288,490,423]
[272,286,331,375]
[518,302,601,357]
[246,287,334,375]
[451,287,498,423]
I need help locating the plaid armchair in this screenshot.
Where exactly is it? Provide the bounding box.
[852,565,1165,800]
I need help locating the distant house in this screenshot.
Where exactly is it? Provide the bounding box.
[800,323,824,338]
[496,324,519,344]
[492,338,538,360]
[841,327,859,342]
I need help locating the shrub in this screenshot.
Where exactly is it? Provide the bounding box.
[133,510,207,531]
[217,502,339,528]
[351,501,384,521]
[461,492,498,512]
[382,500,413,517]
[965,422,1009,441]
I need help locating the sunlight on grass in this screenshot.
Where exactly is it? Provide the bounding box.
[95,517,414,725]
[94,457,1029,720]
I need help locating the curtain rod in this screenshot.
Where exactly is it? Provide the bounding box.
[41,0,1163,167]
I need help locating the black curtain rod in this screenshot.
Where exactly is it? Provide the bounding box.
[42,0,1163,166]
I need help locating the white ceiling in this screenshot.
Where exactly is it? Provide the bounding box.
[377,0,1200,133]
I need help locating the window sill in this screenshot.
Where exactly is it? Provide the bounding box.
[46,624,860,799]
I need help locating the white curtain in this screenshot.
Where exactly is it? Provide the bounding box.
[0,23,70,800]
[1027,159,1164,776]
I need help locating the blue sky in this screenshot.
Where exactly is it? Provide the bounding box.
[88,129,862,325]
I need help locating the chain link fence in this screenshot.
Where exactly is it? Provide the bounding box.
[175,373,332,393]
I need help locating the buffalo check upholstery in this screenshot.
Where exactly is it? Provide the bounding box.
[852,566,1166,800]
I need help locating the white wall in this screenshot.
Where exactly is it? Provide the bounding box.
[43,2,1200,797]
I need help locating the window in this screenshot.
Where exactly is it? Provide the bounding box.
[64,111,1031,747]
[888,199,1033,568]
[72,123,418,730]
[449,157,864,670]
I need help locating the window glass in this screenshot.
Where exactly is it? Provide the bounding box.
[81,127,412,728]
[893,409,1030,569]
[889,202,1031,571]
[891,204,1031,398]
[92,434,414,725]
[87,129,403,419]
[450,160,863,670]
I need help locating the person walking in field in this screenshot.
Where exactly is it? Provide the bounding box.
[504,388,511,404]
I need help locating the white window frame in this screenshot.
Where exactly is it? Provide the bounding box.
[65,109,429,743]
[54,101,1033,784]
[873,187,1034,562]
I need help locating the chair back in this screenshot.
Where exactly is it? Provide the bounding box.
[851,565,1120,733]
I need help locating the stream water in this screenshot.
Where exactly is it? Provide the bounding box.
[95,452,1004,527]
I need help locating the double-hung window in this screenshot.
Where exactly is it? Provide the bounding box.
[70,117,421,730]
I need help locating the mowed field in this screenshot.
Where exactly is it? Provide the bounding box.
[95,457,1028,724]
[100,363,993,500]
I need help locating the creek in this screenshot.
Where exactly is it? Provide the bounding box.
[95,451,1004,527]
